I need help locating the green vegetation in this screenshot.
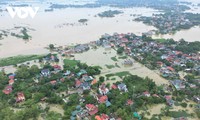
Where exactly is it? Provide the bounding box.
[98,10,123,18]
[118,56,127,59]
[0,55,44,67]
[135,11,200,34]
[117,47,124,54]
[165,110,191,118]
[155,38,165,43]
[111,56,118,61]
[78,19,88,23]
[115,71,131,78]
[105,64,115,69]
[11,27,31,40]
[175,40,200,54]
[105,71,131,79]
[63,59,79,67]
[49,44,55,50]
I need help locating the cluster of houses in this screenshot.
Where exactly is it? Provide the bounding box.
[2,74,25,103]
[69,68,132,119]
[89,33,200,103]
[136,12,193,34]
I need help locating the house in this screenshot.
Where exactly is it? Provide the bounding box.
[99,83,109,95]
[105,100,111,107]
[41,69,50,77]
[143,91,150,97]
[167,66,175,72]
[85,104,98,115]
[76,109,88,119]
[81,82,91,90]
[96,95,108,103]
[77,69,87,77]
[8,74,15,80]
[126,99,134,106]
[118,83,128,92]
[74,44,89,53]
[164,95,174,106]
[16,92,25,103]
[82,75,94,82]
[91,79,97,85]
[111,84,117,89]
[123,59,133,66]
[173,117,188,120]
[95,114,110,120]
[193,96,200,103]
[75,80,82,88]
[71,105,88,120]
[50,80,57,85]
[170,79,185,90]
[156,61,164,67]
[60,78,65,82]
[53,65,61,71]
[3,85,12,94]
[63,70,71,76]
[9,79,14,85]
[152,94,159,98]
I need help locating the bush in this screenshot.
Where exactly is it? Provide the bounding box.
[180,102,187,108]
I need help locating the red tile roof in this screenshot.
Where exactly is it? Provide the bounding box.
[9,79,14,85]
[167,66,174,71]
[16,92,25,103]
[143,91,150,95]
[95,115,102,120]
[98,95,108,103]
[111,84,117,89]
[9,75,14,80]
[86,104,98,115]
[3,86,12,94]
[101,114,109,120]
[50,80,57,85]
[127,99,134,105]
[95,114,109,120]
[75,80,82,87]
[53,65,61,69]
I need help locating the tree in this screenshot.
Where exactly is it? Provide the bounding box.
[15,66,30,79]
[30,65,40,75]
[180,102,187,108]
[99,76,105,83]
[186,62,194,68]
[49,44,55,50]
[46,111,62,120]
[98,104,107,114]
[84,95,97,104]
[117,47,124,54]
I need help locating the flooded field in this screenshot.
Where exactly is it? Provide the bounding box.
[74,47,169,85]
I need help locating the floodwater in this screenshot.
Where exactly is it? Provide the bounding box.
[0,5,158,58]
[153,26,200,41]
[74,47,169,85]
[0,1,200,58]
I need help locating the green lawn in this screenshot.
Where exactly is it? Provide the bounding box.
[0,55,44,67]
[63,59,79,67]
